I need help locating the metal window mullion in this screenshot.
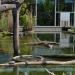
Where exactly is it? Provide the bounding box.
[55,0,56,26]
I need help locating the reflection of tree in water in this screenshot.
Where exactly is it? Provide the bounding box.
[0,36,13,53]
[13,67,20,75]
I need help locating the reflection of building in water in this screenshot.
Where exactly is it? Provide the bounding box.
[60,33,70,48]
[0,66,75,75]
[56,33,75,48]
[37,32,75,48]
[53,33,75,48]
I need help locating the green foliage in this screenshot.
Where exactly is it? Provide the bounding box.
[24,0,35,4]
[20,2,35,27]
[20,34,34,55]
[20,14,29,26]
[43,0,54,12]
[0,36,13,53]
[20,4,27,15]
[71,27,75,32]
[37,34,54,41]
[0,14,8,31]
[37,0,55,26]
[0,0,35,31]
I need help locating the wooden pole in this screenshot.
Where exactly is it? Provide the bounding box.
[0,3,20,56]
[0,0,1,5]
[12,3,20,56]
[0,4,16,11]
[0,1,24,56]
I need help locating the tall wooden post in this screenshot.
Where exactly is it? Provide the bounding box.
[0,0,1,5]
[12,3,20,56]
[1,0,24,56]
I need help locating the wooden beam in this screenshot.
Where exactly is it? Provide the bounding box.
[0,4,16,11]
[1,0,24,4]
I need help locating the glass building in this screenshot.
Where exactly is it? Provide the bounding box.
[36,0,75,27]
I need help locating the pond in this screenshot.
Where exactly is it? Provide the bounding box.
[0,32,75,75]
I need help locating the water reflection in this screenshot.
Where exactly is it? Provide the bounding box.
[0,53,12,64]
[0,32,75,75]
[0,65,75,75]
[0,36,13,64]
[36,32,75,55]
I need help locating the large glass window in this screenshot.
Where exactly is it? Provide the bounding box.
[56,13,60,26]
[65,0,74,3]
[56,0,74,12]
[37,0,55,26]
[70,13,74,26]
[36,0,75,26]
[56,13,74,26]
[56,0,75,26]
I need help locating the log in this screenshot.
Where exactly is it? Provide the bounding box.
[0,60,75,67]
[24,41,59,45]
[0,4,16,11]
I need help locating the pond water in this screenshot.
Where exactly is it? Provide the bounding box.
[0,32,75,75]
